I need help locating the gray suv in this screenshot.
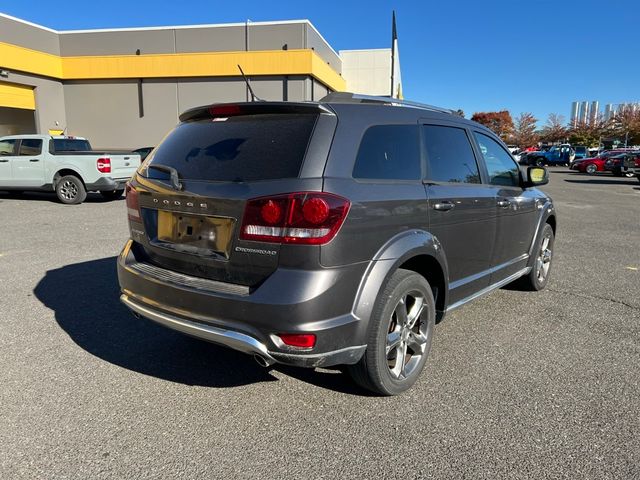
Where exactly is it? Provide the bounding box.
[117,93,556,395]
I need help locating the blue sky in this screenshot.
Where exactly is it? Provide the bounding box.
[2,0,638,124]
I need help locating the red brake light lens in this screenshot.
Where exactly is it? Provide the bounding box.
[125,182,140,220]
[208,105,242,117]
[240,192,350,245]
[97,157,111,173]
[278,333,316,349]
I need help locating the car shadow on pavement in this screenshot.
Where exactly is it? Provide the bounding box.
[34,256,278,388]
[563,178,639,186]
[33,256,369,394]
[0,191,123,204]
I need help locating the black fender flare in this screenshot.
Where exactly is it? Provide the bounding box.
[350,230,449,340]
[527,200,557,266]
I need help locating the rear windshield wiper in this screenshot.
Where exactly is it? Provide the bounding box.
[147,164,183,191]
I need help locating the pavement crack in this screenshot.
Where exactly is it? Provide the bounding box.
[546,288,639,311]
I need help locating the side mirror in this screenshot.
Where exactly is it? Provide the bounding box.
[523,166,549,187]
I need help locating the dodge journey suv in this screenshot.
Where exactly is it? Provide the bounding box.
[117,93,556,395]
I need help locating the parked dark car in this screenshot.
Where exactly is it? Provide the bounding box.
[604,152,640,177]
[117,93,556,395]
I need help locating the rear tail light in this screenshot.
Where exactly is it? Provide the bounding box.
[125,182,140,220]
[240,192,350,245]
[278,333,316,349]
[97,157,111,173]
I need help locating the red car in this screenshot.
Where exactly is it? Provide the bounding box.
[570,150,629,174]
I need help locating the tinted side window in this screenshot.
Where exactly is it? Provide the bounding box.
[19,139,42,156]
[352,125,421,180]
[422,125,480,183]
[0,139,17,156]
[474,132,520,186]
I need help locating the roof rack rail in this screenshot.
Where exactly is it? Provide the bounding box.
[319,92,454,115]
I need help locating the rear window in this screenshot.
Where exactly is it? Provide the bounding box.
[52,139,92,152]
[145,114,318,182]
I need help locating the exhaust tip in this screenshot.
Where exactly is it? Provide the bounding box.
[253,354,274,368]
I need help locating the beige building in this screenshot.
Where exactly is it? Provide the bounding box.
[0,13,400,149]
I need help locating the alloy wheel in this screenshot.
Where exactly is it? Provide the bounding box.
[536,234,552,282]
[59,180,78,200]
[386,292,429,380]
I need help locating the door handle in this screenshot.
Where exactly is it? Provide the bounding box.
[497,199,511,208]
[433,201,455,211]
[29,159,40,162]
[0,159,9,163]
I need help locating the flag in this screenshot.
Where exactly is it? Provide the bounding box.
[390,11,403,99]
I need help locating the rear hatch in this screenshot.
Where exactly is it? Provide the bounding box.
[128,103,337,287]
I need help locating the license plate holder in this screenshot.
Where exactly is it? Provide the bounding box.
[156,210,235,258]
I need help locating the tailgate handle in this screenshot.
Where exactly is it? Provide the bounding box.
[29,159,40,162]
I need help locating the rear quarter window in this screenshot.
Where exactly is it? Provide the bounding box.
[352,125,421,180]
[145,114,318,182]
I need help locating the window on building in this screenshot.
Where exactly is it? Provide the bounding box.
[352,125,421,180]
[474,132,520,187]
[422,125,480,183]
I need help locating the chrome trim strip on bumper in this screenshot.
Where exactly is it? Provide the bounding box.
[446,267,531,312]
[120,293,276,365]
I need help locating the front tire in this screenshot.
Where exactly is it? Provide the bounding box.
[585,163,597,174]
[535,158,544,167]
[100,189,124,200]
[348,269,436,396]
[55,175,87,204]
[517,223,554,291]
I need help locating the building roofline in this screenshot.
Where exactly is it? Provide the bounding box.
[0,13,340,61]
[0,12,58,33]
[339,48,390,53]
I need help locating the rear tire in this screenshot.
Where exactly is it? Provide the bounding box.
[585,164,597,175]
[517,223,554,291]
[55,175,86,204]
[348,269,436,396]
[100,189,124,200]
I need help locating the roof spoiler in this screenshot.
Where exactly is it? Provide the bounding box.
[179,102,333,122]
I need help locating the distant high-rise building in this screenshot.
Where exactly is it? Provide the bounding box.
[604,104,614,121]
[579,101,589,124]
[590,101,599,124]
[570,102,579,126]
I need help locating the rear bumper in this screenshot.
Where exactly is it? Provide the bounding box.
[86,176,130,191]
[117,240,368,368]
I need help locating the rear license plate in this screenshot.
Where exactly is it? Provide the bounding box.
[156,210,236,258]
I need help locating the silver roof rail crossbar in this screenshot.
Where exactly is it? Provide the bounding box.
[320,92,454,115]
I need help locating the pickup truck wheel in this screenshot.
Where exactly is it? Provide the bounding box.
[56,175,87,204]
[347,269,435,396]
[100,189,124,200]
[623,171,634,178]
[585,164,597,175]
[517,223,554,291]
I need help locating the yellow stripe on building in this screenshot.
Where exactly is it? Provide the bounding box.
[0,81,36,110]
[0,41,345,92]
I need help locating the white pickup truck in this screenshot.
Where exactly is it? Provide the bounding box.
[0,134,141,204]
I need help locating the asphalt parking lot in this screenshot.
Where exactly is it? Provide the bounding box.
[1,170,638,479]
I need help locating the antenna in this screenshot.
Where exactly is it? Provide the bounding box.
[237,65,262,102]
